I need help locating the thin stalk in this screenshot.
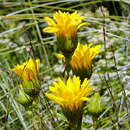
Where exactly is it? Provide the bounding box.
[100,5,120,129]
[28,0,51,70]
[40,89,58,129]
[111,45,129,112]
[103,75,121,130]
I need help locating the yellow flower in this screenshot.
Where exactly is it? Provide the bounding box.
[12,58,40,81]
[46,76,93,111]
[43,11,88,38]
[43,11,89,58]
[70,43,101,70]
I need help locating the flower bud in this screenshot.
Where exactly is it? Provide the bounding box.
[16,88,33,106]
[22,80,40,96]
[87,93,105,114]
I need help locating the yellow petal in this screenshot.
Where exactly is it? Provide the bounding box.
[77,22,90,30]
[44,17,56,26]
[45,93,64,105]
[43,27,59,33]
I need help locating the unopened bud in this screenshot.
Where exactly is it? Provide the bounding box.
[87,93,105,114]
[16,88,33,106]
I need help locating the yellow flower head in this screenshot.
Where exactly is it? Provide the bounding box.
[46,76,93,111]
[70,43,101,70]
[43,11,88,38]
[12,59,40,81]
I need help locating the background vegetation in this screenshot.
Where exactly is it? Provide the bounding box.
[0,0,130,129]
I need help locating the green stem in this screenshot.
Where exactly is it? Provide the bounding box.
[92,115,98,130]
[68,114,82,130]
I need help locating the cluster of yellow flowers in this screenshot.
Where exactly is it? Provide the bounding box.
[43,11,103,129]
[44,11,101,77]
[11,11,103,129]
